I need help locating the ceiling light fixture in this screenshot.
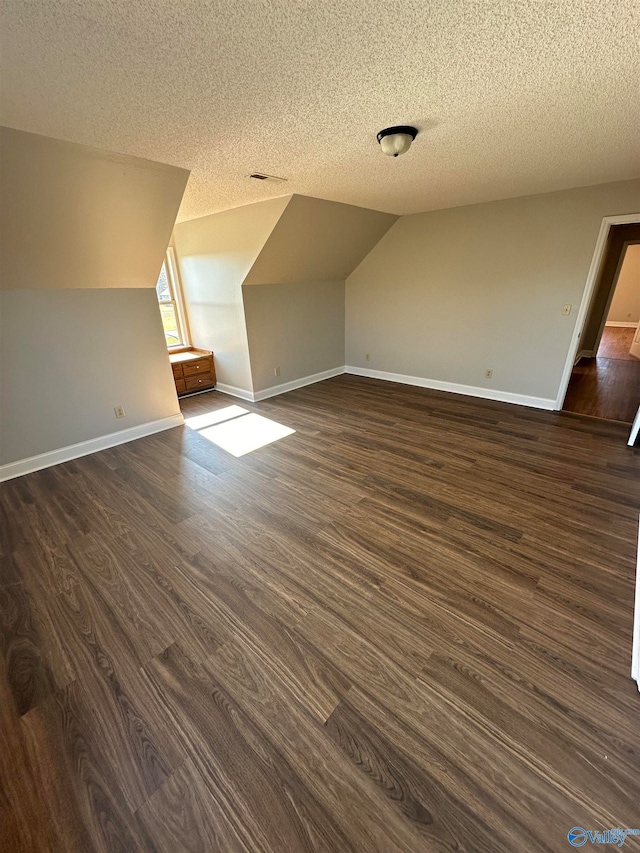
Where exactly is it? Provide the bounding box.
[376,125,418,157]
[249,172,287,183]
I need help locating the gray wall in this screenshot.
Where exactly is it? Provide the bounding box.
[173,197,290,393]
[0,289,179,464]
[346,179,640,403]
[243,281,345,393]
[0,128,188,469]
[608,243,640,324]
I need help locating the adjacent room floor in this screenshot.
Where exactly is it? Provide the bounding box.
[563,325,640,423]
[2,376,639,852]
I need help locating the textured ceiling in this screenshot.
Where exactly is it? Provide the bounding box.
[1,1,639,222]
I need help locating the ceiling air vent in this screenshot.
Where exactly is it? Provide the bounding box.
[249,173,287,183]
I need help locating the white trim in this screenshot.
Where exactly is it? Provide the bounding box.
[555,212,640,410]
[629,407,640,447]
[632,518,640,692]
[211,368,345,402]
[605,320,638,328]
[164,247,191,347]
[0,414,185,482]
[253,367,345,402]
[345,366,555,410]
[215,383,256,401]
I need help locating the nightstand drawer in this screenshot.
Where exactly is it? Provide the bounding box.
[183,357,213,377]
[169,348,216,396]
[184,371,214,391]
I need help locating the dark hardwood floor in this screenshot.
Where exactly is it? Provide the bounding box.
[563,326,640,423]
[597,326,638,361]
[2,375,640,852]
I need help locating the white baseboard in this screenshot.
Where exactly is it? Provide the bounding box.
[574,348,594,363]
[606,321,638,328]
[0,413,185,482]
[253,367,345,402]
[215,383,255,402]
[216,368,344,402]
[344,366,556,411]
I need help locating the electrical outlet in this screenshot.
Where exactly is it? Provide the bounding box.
[365,353,370,361]
[485,369,493,379]
[274,367,280,377]
[114,406,125,419]
[562,304,571,315]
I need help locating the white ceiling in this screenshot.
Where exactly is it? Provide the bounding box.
[1,1,639,222]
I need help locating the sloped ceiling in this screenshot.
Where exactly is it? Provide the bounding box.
[0,127,189,290]
[173,195,290,294]
[1,1,638,223]
[243,195,398,286]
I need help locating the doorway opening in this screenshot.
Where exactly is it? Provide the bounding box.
[562,222,640,424]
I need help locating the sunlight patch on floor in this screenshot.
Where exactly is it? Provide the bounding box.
[185,404,295,456]
[185,405,249,430]
[196,412,295,457]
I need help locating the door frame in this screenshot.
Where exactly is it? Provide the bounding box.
[555,212,640,410]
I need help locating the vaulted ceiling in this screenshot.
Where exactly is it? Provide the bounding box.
[1,0,638,223]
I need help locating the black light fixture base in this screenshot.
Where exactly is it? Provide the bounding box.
[376,125,418,144]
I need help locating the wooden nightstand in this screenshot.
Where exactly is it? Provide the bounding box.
[169,348,216,397]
